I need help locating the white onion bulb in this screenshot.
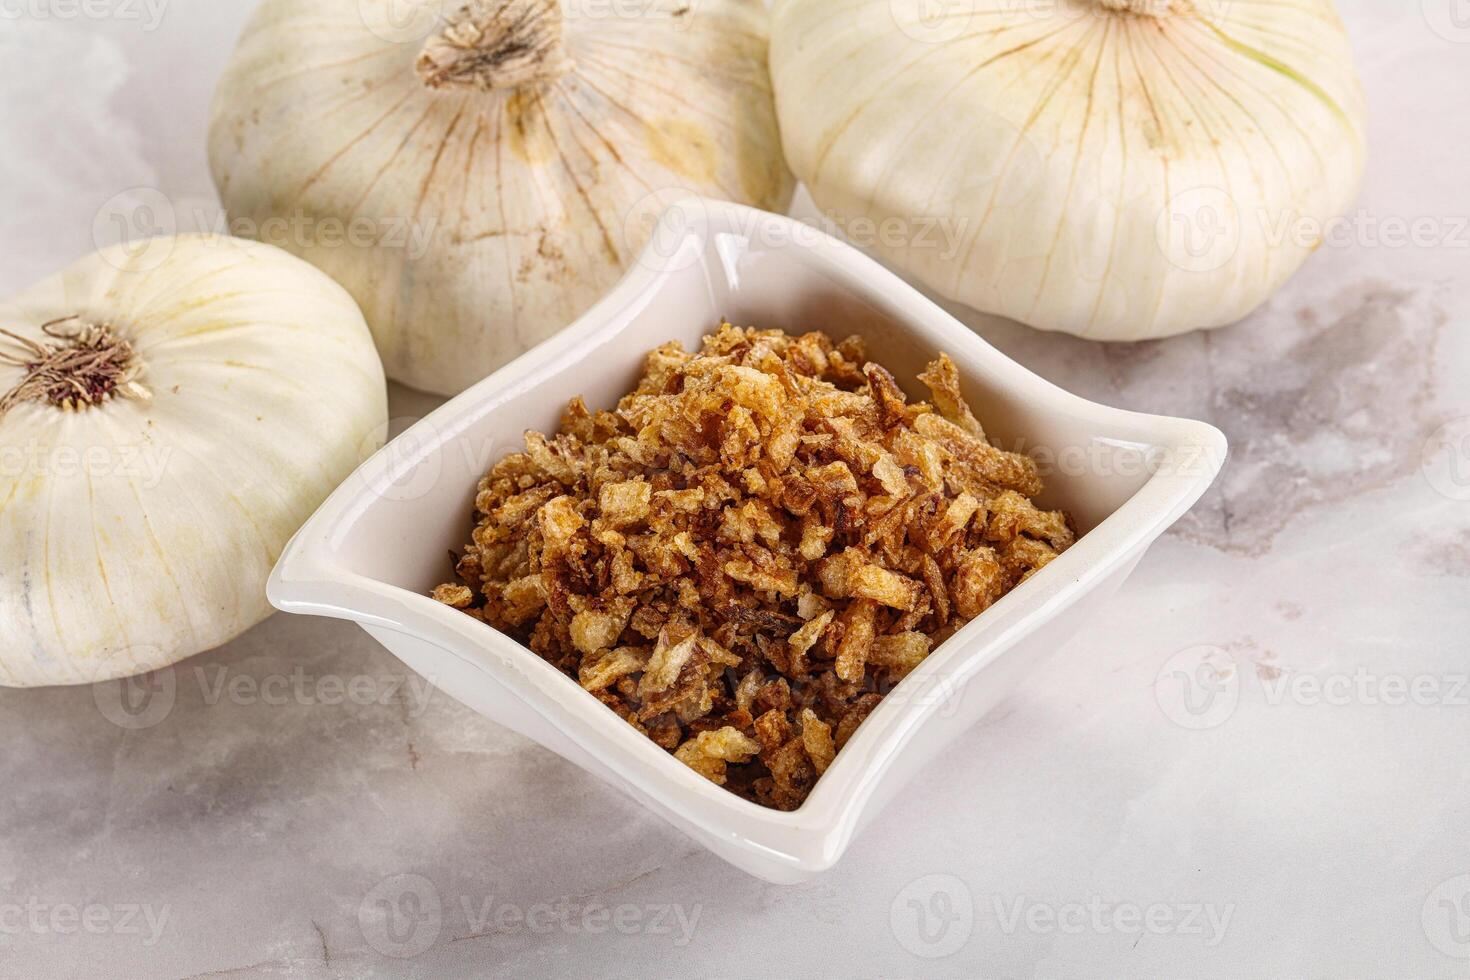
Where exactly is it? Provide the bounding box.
[0,237,387,686]
[771,0,1367,339]
[211,0,794,395]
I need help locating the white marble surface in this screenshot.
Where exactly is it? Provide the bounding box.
[2,2,1468,977]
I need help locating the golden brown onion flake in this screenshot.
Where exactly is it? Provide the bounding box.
[434,324,1073,809]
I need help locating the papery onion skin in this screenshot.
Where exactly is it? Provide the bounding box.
[770,0,1367,340]
[0,237,388,687]
[209,0,795,396]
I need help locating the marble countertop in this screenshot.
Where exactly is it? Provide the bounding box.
[2,2,1467,977]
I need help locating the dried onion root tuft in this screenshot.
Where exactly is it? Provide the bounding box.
[0,316,150,418]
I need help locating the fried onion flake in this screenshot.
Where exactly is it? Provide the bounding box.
[435,324,1073,809]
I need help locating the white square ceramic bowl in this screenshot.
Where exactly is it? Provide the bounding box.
[268,199,1226,884]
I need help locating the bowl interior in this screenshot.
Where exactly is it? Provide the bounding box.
[328,209,1169,599]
